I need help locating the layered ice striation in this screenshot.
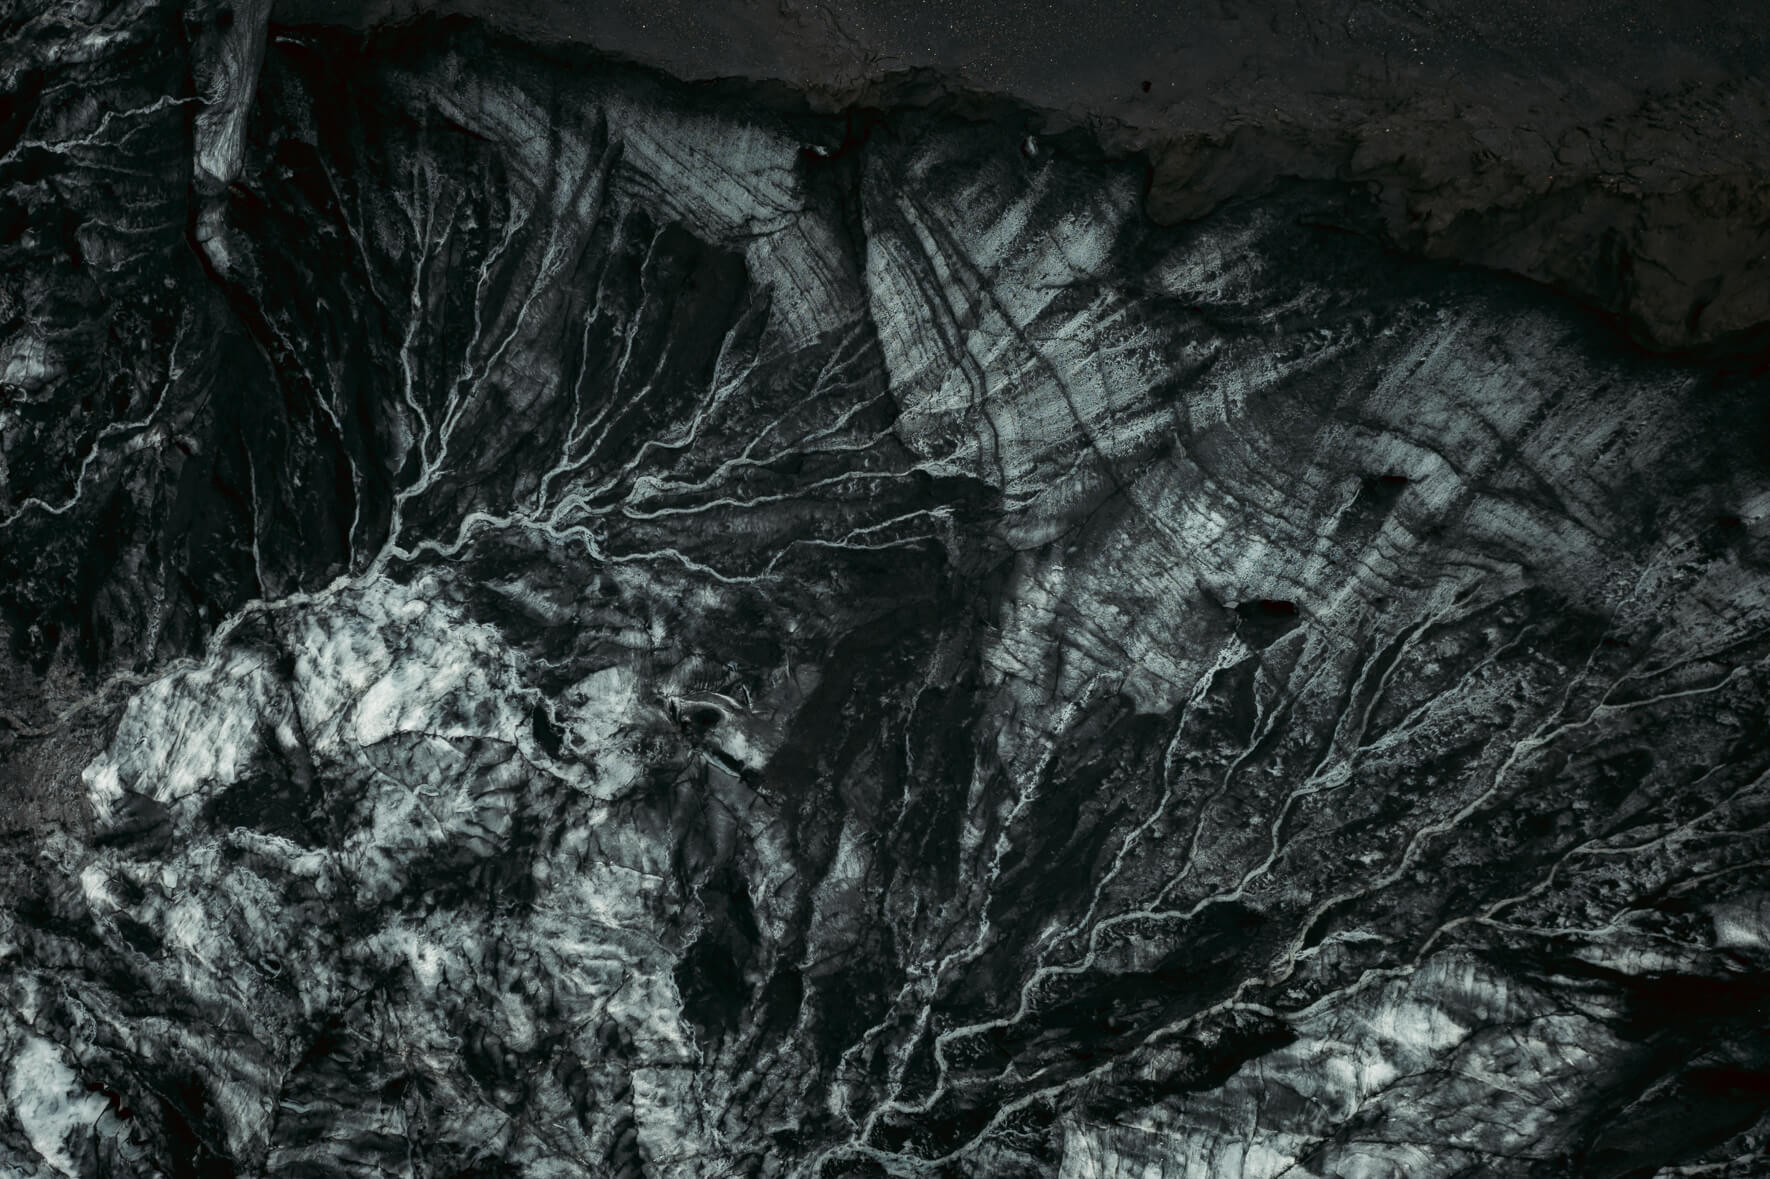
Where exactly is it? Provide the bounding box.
[2,10,1770,1179]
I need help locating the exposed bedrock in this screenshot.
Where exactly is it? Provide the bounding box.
[0,5,1768,1178]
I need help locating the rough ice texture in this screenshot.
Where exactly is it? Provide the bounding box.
[2,7,1770,1179]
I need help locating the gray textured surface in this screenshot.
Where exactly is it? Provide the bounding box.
[2,5,1770,1177]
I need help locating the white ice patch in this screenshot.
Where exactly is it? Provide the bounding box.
[0,331,64,392]
[6,1036,108,1178]
[1710,892,1770,952]
[80,570,635,869]
[82,648,280,810]
[565,665,642,748]
[288,576,527,757]
[559,664,649,791]
[1071,953,1621,1179]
